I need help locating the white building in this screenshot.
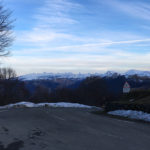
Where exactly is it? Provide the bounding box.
[123,82,131,93]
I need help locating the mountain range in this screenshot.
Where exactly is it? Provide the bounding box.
[18,70,150,81]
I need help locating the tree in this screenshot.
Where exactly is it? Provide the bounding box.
[31,85,51,102]
[0,3,13,56]
[77,76,108,106]
[0,67,16,79]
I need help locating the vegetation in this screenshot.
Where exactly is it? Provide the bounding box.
[0,68,150,115]
[0,3,14,56]
[0,68,29,105]
[105,89,150,113]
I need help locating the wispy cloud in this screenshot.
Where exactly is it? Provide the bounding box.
[104,0,150,20]
[4,51,150,75]
[35,0,81,27]
[16,0,150,49]
[15,0,84,46]
[16,28,72,44]
[54,38,150,50]
[14,38,150,54]
[5,0,150,74]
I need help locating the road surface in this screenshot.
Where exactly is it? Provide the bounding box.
[0,107,150,150]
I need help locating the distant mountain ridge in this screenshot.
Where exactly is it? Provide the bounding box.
[124,70,150,77]
[18,69,150,81]
[19,72,94,81]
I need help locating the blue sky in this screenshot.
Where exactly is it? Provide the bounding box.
[3,0,150,75]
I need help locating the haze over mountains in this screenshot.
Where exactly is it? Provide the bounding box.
[19,70,150,81]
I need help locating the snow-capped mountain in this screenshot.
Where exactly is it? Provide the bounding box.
[19,72,95,81]
[101,71,119,77]
[124,70,150,77]
[18,69,150,81]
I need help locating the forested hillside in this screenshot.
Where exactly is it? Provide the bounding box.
[1,69,150,108]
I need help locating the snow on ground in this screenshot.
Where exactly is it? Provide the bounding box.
[35,102,92,108]
[0,102,102,110]
[108,110,150,122]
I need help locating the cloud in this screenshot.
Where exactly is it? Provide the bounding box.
[104,0,150,20]
[3,50,150,75]
[54,38,150,50]
[13,38,150,55]
[16,28,73,44]
[15,0,150,50]
[14,0,84,47]
[35,0,81,27]
[5,0,150,74]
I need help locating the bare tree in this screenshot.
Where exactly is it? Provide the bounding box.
[0,3,13,56]
[0,67,16,79]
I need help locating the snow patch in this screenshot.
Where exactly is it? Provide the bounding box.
[108,110,150,122]
[0,102,102,110]
[0,102,35,109]
[35,102,92,108]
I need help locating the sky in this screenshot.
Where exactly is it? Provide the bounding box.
[2,0,150,75]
